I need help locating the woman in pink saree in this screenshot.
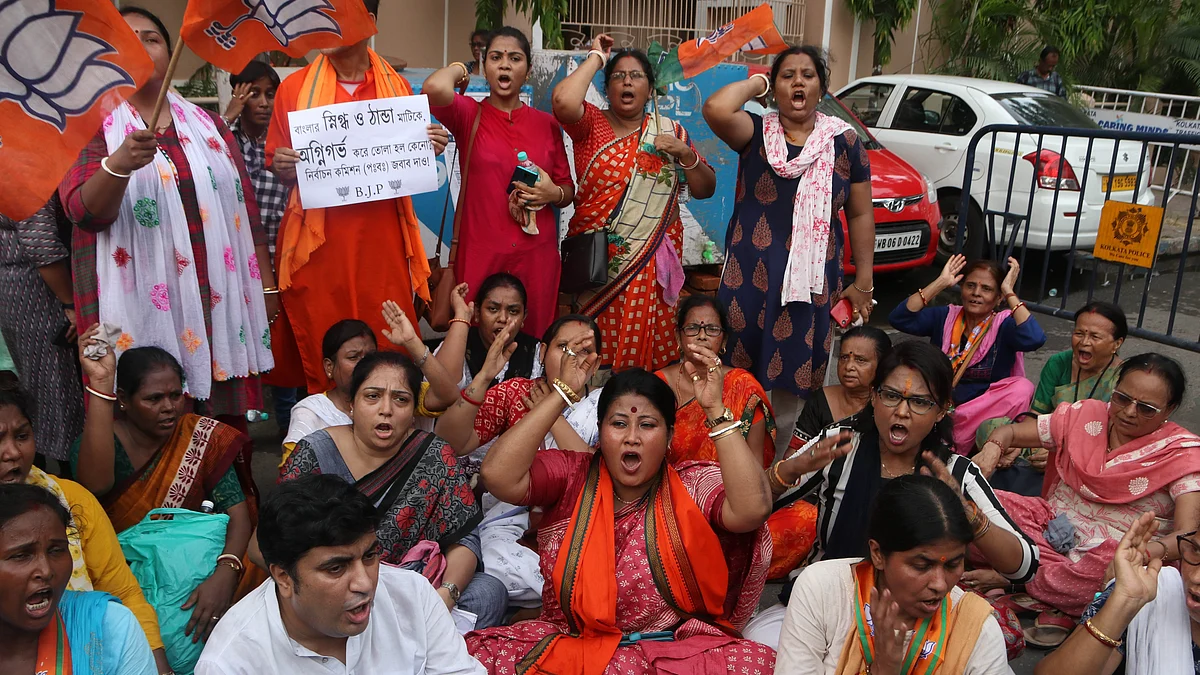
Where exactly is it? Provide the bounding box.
[889,254,1046,455]
[975,353,1200,621]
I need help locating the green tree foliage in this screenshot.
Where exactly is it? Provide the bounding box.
[845,0,923,70]
[475,0,570,48]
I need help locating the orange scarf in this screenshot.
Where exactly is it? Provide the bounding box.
[276,50,430,301]
[947,312,994,377]
[519,456,733,674]
[36,613,72,675]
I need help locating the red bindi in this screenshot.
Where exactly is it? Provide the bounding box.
[631,406,638,413]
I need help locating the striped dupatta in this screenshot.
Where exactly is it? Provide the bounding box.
[517,454,733,674]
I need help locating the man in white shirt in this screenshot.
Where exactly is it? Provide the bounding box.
[196,475,486,675]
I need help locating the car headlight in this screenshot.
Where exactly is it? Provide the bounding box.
[921,173,938,204]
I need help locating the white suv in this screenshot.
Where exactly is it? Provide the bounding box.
[834,74,1157,259]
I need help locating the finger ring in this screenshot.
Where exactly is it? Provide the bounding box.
[692,375,700,382]
[565,348,577,357]
[707,366,718,373]
[212,615,221,621]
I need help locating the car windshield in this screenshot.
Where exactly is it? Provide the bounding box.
[818,96,883,149]
[993,93,1099,129]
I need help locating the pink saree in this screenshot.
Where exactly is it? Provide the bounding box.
[997,399,1200,615]
[943,306,1035,455]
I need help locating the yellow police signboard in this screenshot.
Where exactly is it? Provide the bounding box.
[1092,202,1164,269]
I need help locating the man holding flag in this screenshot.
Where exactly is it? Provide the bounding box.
[263,0,449,393]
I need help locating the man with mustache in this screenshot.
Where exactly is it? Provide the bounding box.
[196,475,484,674]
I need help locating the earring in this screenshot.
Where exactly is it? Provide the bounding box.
[719,344,727,355]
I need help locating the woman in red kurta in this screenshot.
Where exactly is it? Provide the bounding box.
[424,27,574,339]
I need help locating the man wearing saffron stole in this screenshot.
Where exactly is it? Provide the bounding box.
[266,0,449,393]
[466,335,776,674]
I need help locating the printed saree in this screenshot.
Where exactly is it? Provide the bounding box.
[280,428,482,561]
[565,105,700,371]
[466,451,775,674]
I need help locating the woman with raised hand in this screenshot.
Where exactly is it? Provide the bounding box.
[467,337,776,673]
[551,34,716,371]
[703,46,875,458]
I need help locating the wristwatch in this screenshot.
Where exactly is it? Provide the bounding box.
[439,582,461,604]
[704,407,734,430]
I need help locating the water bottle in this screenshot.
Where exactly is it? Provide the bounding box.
[199,500,215,514]
[245,409,268,423]
[511,151,540,188]
[701,241,717,264]
[1048,288,1058,298]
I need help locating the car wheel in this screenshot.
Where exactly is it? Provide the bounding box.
[936,196,984,262]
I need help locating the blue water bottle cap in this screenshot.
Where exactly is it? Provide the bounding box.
[517,151,528,162]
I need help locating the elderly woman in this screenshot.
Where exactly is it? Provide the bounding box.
[551,35,716,371]
[0,379,166,672]
[423,27,574,337]
[60,7,274,430]
[467,340,776,672]
[276,351,507,629]
[978,301,1127,495]
[745,341,1037,650]
[774,475,1011,674]
[890,254,1046,455]
[977,353,1200,637]
[1035,511,1200,675]
[793,325,892,442]
[703,46,875,458]
[0,483,157,675]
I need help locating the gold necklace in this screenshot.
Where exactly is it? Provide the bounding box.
[881,460,913,479]
[614,491,643,506]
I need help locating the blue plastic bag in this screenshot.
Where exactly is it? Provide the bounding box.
[118,508,228,675]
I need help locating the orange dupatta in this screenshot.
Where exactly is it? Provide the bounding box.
[35,613,72,675]
[518,455,734,675]
[275,50,430,301]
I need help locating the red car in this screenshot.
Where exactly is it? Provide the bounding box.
[747,66,942,275]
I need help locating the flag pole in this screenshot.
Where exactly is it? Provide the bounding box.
[149,36,186,130]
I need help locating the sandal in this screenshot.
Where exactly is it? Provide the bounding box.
[1023,609,1075,649]
[1009,592,1052,613]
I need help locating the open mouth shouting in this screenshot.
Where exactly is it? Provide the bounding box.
[619,450,643,476]
[344,597,373,625]
[373,422,394,441]
[25,587,54,621]
[495,73,513,91]
[887,422,910,448]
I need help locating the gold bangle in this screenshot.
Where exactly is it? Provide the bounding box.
[771,461,799,489]
[449,61,470,83]
[1083,618,1123,649]
[449,318,471,327]
[552,378,581,404]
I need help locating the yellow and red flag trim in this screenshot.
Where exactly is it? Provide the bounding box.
[181,0,377,75]
[0,0,153,221]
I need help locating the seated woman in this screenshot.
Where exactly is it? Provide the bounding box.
[889,254,1046,455]
[976,301,1126,496]
[774,475,1011,674]
[71,327,256,646]
[437,314,603,458]
[467,344,776,672]
[436,273,543,391]
[976,353,1200,626]
[0,378,167,672]
[793,325,893,441]
[281,302,459,466]
[746,340,1038,649]
[276,351,507,630]
[1034,511,1200,675]
[0,483,157,675]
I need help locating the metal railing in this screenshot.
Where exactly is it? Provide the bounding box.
[957,123,1200,352]
[561,0,804,62]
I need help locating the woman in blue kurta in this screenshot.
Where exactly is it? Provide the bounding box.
[703,47,876,457]
[889,254,1046,456]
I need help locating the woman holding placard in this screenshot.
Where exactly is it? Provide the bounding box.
[424,26,575,339]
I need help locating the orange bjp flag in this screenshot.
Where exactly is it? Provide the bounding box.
[181,0,377,75]
[0,0,153,221]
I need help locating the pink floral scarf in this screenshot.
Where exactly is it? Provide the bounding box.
[762,111,851,305]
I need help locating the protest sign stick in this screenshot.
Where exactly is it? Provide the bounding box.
[149,36,186,131]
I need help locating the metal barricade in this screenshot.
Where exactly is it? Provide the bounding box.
[956,124,1200,352]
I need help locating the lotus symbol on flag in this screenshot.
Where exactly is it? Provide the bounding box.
[0,0,135,131]
[205,0,341,50]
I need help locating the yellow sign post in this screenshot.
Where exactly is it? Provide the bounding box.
[1092,201,1164,269]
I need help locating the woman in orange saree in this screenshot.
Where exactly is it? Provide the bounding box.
[70,335,258,644]
[467,339,775,674]
[654,295,817,578]
[551,36,716,372]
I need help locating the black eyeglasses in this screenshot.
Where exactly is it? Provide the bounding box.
[1178,531,1200,566]
[1110,390,1165,418]
[682,323,723,337]
[875,387,938,415]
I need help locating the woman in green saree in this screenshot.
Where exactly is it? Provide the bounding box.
[976,301,1126,496]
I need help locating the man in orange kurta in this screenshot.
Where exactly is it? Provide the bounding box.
[265,3,439,392]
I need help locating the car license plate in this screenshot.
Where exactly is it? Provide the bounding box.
[1101,174,1138,192]
[875,231,922,252]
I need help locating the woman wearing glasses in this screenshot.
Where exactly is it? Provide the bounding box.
[976,353,1200,632]
[743,340,1037,649]
[1035,512,1200,675]
[550,34,716,371]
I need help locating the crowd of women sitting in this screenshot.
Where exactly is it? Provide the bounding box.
[6,8,1200,675]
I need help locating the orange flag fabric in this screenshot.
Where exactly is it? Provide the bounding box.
[181,0,378,75]
[650,3,788,88]
[0,0,152,221]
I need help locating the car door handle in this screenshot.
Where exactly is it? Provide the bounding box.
[935,142,958,152]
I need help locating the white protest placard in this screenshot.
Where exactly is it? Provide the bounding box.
[288,95,437,209]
